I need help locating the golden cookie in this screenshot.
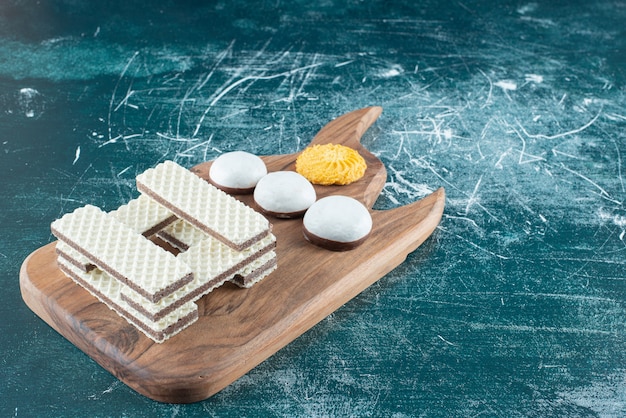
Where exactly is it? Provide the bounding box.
[295,144,367,185]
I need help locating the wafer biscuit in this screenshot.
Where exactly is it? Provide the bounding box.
[159,219,276,254]
[121,231,276,321]
[57,260,198,343]
[177,234,256,287]
[156,219,207,252]
[232,263,277,288]
[119,284,201,322]
[119,258,230,322]
[51,205,193,303]
[110,194,177,236]
[56,247,200,323]
[136,161,270,251]
[56,196,176,273]
[177,231,276,282]
[230,250,277,288]
[57,195,177,273]
[56,241,94,272]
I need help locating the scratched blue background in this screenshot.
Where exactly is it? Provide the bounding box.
[1,0,625,416]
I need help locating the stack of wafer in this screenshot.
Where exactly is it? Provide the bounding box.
[51,161,277,343]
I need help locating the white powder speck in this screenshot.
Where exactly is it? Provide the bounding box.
[494,80,517,91]
[72,146,80,165]
[378,65,404,78]
[525,74,544,83]
[18,87,43,118]
[517,3,538,14]
[598,209,626,228]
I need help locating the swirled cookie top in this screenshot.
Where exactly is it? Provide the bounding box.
[295,144,366,186]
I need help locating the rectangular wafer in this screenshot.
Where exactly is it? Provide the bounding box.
[119,251,233,322]
[55,214,277,321]
[110,194,177,237]
[136,161,270,251]
[230,250,277,288]
[57,259,198,343]
[51,204,193,303]
[175,232,271,288]
[56,245,206,324]
[158,219,276,254]
[119,230,276,321]
[56,241,94,272]
[57,197,178,273]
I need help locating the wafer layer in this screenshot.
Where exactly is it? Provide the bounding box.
[230,250,278,288]
[110,194,177,236]
[136,161,270,251]
[56,241,94,272]
[57,195,178,273]
[121,231,275,321]
[57,218,277,321]
[119,236,245,321]
[51,205,193,303]
[159,219,276,255]
[57,246,214,326]
[57,259,198,343]
[177,235,254,284]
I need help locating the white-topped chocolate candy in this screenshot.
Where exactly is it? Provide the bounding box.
[302,195,372,251]
[209,151,267,194]
[253,171,317,218]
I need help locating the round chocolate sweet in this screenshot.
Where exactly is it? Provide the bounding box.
[253,171,317,218]
[209,151,267,194]
[302,195,372,251]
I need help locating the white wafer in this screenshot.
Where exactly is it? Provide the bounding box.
[119,282,207,322]
[177,228,277,283]
[110,194,177,236]
[159,219,276,254]
[57,196,177,273]
[136,161,270,251]
[56,245,206,323]
[177,235,252,287]
[230,250,277,288]
[51,205,193,303]
[57,259,198,343]
[156,219,207,252]
[56,241,94,272]
[122,230,276,321]
[120,252,231,322]
[56,197,176,273]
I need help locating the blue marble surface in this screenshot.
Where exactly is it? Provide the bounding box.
[1,1,625,416]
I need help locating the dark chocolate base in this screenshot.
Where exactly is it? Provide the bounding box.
[252,199,308,219]
[302,226,370,251]
[207,177,255,195]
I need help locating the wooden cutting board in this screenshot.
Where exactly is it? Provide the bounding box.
[19,106,445,403]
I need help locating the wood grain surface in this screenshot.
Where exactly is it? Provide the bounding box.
[19,107,445,403]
